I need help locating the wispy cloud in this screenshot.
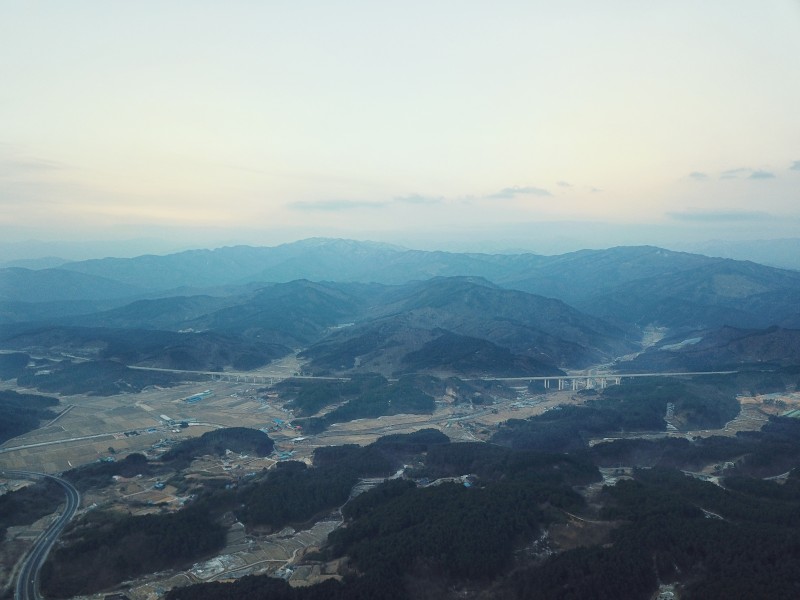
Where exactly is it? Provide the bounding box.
[790,160,800,171]
[688,171,708,181]
[489,185,552,199]
[394,194,443,205]
[720,167,751,179]
[288,194,448,211]
[288,199,387,211]
[0,154,78,206]
[718,167,776,180]
[0,156,67,178]
[556,181,572,188]
[667,210,773,223]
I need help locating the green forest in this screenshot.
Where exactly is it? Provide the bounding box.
[492,377,740,452]
[0,478,65,542]
[294,376,435,434]
[16,359,182,395]
[40,507,226,598]
[166,428,800,600]
[0,388,59,443]
[161,427,275,468]
[18,383,800,599]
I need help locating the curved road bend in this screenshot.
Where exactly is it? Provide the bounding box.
[2,470,80,600]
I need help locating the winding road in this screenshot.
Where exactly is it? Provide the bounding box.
[2,470,80,600]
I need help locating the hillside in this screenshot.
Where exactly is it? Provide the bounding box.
[59,295,242,330]
[0,299,131,325]
[1,326,290,371]
[619,326,800,372]
[42,239,712,296]
[0,389,60,443]
[52,238,547,290]
[0,275,632,379]
[6,240,800,339]
[579,260,800,330]
[0,267,144,303]
[499,245,716,306]
[399,331,565,377]
[3,240,800,384]
[181,280,379,346]
[46,280,377,348]
[303,277,634,374]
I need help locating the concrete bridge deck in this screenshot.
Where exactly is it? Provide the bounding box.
[129,365,738,390]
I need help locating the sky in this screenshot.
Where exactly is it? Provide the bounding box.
[1,1,799,257]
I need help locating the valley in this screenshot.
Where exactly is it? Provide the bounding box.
[4,3,798,596]
[3,359,797,599]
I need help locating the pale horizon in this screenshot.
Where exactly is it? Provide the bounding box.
[2,1,799,255]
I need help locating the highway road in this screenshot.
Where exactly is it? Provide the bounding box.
[127,364,741,385]
[0,421,228,456]
[465,370,738,382]
[0,431,134,455]
[1,470,81,600]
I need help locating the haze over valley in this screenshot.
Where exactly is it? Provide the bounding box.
[3,2,800,599]
[3,237,800,599]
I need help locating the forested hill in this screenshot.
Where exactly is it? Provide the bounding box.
[618,326,800,372]
[161,427,274,468]
[0,276,635,383]
[163,418,800,600]
[5,239,800,336]
[3,239,800,390]
[3,240,716,295]
[0,389,59,443]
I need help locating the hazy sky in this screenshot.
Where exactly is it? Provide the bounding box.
[2,1,799,254]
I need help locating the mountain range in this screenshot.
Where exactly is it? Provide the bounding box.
[2,238,799,378]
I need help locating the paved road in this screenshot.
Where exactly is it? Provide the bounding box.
[0,422,228,455]
[0,431,128,455]
[2,470,81,600]
[128,363,740,380]
[466,370,738,382]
